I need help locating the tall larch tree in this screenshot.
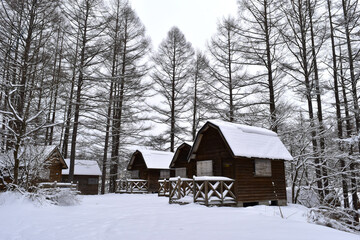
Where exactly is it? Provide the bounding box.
[238,0,285,132]
[207,17,248,123]
[151,27,194,152]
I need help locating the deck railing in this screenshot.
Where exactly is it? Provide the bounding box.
[116,179,148,193]
[158,179,170,197]
[193,176,236,206]
[168,177,193,204]
[38,181,78,191]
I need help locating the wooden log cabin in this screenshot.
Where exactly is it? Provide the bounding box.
[62,159,101,195]
[127,149,174,192]
[189,120,293,207]
[0,145,68,190]
[170,142,195,178]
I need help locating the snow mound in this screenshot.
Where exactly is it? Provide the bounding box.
[0,191,33,206]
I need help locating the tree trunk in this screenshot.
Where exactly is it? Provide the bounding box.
[13,0,37,184]
[103,1,120,194]
[227,28,234,123]
[192,66,198,141]
[49,34,64,145]
[170,35,176,152]
[62,29,80,158]
[69,2,90,182]
[341,0,359,213]
[296,0,323,200]
[327,0,349,208]
[307,0,329,198]
[264,0,277,133]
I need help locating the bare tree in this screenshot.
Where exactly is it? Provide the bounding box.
[190,51,210,141]
[207,17,249,123]
[338,0,359,213]
[151,26,194,152]
[238,0,286,132]
[99,0,151,192]
[280,0,327,201]
[62,0,106,182]
[0,0,61,186]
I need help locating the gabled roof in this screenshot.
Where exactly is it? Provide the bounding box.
[0,145,67,169]
[190,120,293,161]
[170,142,192,168]
[62,159,101,176]
[128,149,174,170]
[41,145,68,169]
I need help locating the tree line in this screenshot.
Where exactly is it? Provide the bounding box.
[0,0,359,227]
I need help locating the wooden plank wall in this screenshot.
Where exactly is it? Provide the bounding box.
[235,158,286,202]
[62,175,99,195]
[172,145,195,178]
[194,127,233,178]
[148,169,160,192]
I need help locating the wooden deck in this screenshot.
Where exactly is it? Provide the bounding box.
[116,179,148,193]
[168,176,236,206]
[169,177,194,204]
[39,181,78,191]
[193,176,236,206]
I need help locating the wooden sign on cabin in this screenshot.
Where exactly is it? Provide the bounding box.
[196,160,213,176]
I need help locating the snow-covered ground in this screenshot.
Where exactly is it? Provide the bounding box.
[0,193,358,240]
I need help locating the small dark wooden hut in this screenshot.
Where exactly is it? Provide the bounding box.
[170,142,195,178]
[40,145,68,182]
[0,145,68,190]
[127,149,174,192]
[189,120,292,207]
[62,159,101,195]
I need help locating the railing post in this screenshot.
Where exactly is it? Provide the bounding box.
[220,180,224,204]
[177,177,181,199]
[205,180,208,206]
[193,176,196,203]
[169,180,172,203]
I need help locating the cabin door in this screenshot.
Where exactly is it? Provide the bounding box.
[222,161,234,179]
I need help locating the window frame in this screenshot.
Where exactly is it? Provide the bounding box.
[88,177,99,185]
[196,160,213,176]
[254,159,272,177]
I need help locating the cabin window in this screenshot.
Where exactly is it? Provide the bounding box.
[131,170,139,179]
[88,178,98,185]
[197,160,213,176]
[160,170,170,179]
[254,159,272,177]
[175,168,187,178]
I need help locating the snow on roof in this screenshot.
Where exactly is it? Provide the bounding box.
[133,149,174,169]
[170,142,193,167]
[62,159,101,176]
[183,141,193,146]
[0,145,67,168]
[202,120,293,161]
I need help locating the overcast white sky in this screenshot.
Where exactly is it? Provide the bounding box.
[129,0,238,51]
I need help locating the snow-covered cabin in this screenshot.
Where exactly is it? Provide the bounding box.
[189,120,293,207]
[170,142,195,178]
[127,149,174,192]
[0,145,67,189]
[62,159,101,195]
